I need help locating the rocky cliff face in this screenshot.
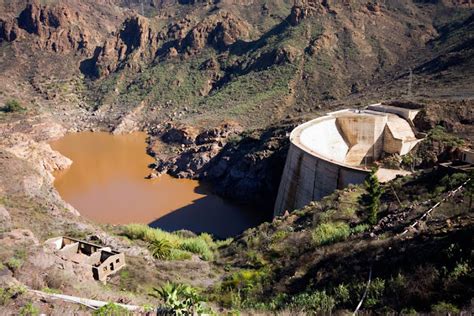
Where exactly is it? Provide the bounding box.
[181,11,251,54]
[89,9,251,78]
[93,16,161,77]
[1,1,89,53]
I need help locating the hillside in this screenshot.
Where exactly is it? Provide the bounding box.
[0,0,473,129]
[0,0,473,314]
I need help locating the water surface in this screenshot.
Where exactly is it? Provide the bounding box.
[50,132,265,237]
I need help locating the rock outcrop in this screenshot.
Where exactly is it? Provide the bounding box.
[288,0,327,26]
[94,16,161,77]
[90,10,250,77]
[149,122,243,178]
[182,11,250,54]
[1,1,91,53]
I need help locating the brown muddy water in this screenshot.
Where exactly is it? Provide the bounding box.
[50,132,266,238]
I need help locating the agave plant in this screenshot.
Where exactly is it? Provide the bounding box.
[152,282,208,315]
[149,239,172,259]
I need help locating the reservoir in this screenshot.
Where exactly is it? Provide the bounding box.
[50,132,265,238]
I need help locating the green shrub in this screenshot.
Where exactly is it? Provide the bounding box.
[440,173,469,190]
[272,230,288,242]
[349,277,386,308]
[400,307,418,315]
[149,239,172,260]
[123,224,180,245]
[428,126,464,147]
[123,224,216,261]
[94,302,130,316]
[179,238,213,261]
[169,249,192,261]
[431,301,460,314]
[222,269,268,294]
[152,282,208,315]
[198,233,214,246]
[351,223,370,234]
[5,257,22,271]
[289,291,335,313]
[245,250,267,268]
[333,283,350,304]
[364,278,386,308]
[449,261,470,279]
[1,99,25,113]
[19,302,39,316]
[0,285,27,305]
[312,222,351,246]
[214,237,233,248]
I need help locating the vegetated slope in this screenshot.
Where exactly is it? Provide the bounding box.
[214,169,473,314]
[0,0,473,130]
[85,0,474,129]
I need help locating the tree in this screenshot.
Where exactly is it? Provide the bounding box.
[365,168,383,225]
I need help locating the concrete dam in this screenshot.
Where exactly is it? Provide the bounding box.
[274,104,422,216]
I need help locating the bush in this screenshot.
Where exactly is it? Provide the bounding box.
[123,224,180,245]
[179,238,213,261]
[0,285,27,305]
[149,239,172,260]
[1,99,25,113]
[349,277,386,308]
[19,302,39,316]
[351,223,370,234]
[123,224,215,261]
[94,303,131,316]
[428,126,464,147]
[289,291,336,313]
[152,282,208,315]
[5,257,22,271]
[222,269,267,295]
[312,222,351,246]
[169,249,192,261]
[400,307,418,315]
[431,301,460,314]
[449,261,470,280]
[333,283,350,305]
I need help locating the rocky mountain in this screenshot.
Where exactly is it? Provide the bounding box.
[0,0,472,128]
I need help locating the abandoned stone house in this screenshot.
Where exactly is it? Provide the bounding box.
[45,236,125,282]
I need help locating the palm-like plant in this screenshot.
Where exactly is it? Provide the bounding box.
[149,239,172,260]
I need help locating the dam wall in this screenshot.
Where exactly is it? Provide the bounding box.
[274,105,422,216]
[273,142,369,215]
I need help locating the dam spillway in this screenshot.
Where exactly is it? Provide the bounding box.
[274,104,422,216]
